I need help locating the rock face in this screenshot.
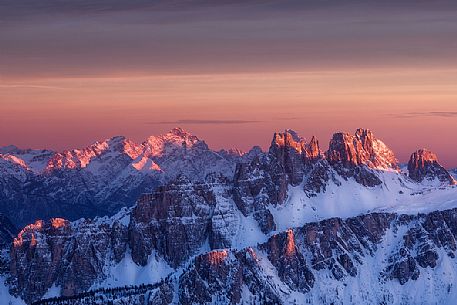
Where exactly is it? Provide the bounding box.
[269,130,321,186]
[129,175,217,268]
[259,229,315,292]
[0,214,16,275]
[326,128,398,186]
[13,204,457,304]
[9,216,129,304]
[232,130,325,231]
[0,214,16,249]
[178,248,285,305]
[232,156,281,234]
[408,149,456,185]
[302,159,341,196]
[327,129,398,170]
[178,208,457,304]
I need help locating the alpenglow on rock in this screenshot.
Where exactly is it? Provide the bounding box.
[0,128,242,226]
[326,128,399,186]
[20,207,457,305]
[408,149,456,185]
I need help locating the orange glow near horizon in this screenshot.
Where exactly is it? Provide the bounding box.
[1,68,457,167]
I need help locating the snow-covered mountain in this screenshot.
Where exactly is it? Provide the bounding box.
[0,128,246,227]
[0,128,456,304]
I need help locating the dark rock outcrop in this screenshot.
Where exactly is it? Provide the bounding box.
[260,229,315,292]
[232,157,282,234]
[129,175,217,268]
[0,213,17,249]
[269,130,321,186]
[303,159,341,196]
[10,217,129,304]
[179,248,283,305]
[177,208,457,304]
[232,130,324,231]
[0,214,16,274]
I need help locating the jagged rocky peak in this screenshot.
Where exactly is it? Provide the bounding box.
[0,154,29,169]
[129,175,218,267]
[105,135,143,158]
[327,128,398,170]
[0,146,55,174]
[270,129,320,160]
[144,127,208,157]
[408,149,456,185]
[45,135,143,170]
[271,129,305,152]
[306,135,321,160]
[268,129,321,186]
[325,129,399,187]
[10,215,130,303]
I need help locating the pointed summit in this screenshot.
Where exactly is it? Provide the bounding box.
[305,136,321,161]
[327,128,398,171]
[325,128,399,187]
[144,127,208,157]
[269,129,322,185]
[270,129,321,161]
[168,127,191,138]
[45,136,142,171]
[270,129,305,154]
[408,149,455,185]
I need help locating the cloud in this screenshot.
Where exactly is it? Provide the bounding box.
[149,119,263,125]
[428,111,457,117]
[276,116,301,120]
[392,111,457,118]
[0,84,67,90]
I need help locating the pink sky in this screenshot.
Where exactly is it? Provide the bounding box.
[1,69,457,167]
[1,1,456,167]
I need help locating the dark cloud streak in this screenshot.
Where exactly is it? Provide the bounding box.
[148,116,301,125]
[149,119,263,125]
[391,112,457,119]
[1,0,457,79]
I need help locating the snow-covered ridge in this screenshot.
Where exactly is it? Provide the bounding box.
[2,127,457,304]
[0,128,244,175]
[0,128,246,226]
[24,183,457,305]
[4,153,457,304]
[1,127,454,228]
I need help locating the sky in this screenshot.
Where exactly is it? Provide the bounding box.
[1,0,457,167]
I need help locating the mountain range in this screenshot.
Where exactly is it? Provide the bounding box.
[0,127,456,305]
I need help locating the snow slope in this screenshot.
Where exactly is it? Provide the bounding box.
[271,169,457,232]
